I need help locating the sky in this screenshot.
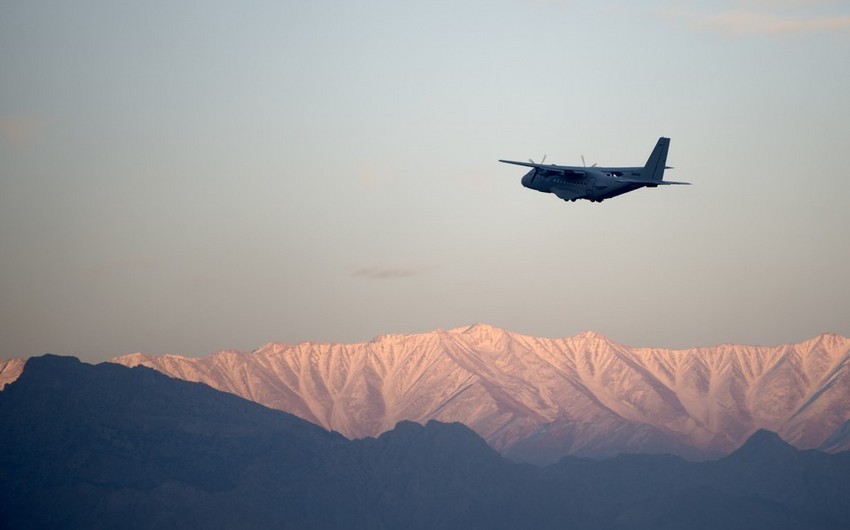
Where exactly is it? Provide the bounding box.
[2,0,849,363]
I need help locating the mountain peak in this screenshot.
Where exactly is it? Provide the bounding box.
[369,419,504,465]
[726,429,798,462]
[452,324,515,350]
[574,330,605,339]
[803,332,850,349]
[455,323,505,335]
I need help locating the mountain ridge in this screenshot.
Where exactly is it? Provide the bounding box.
[4,326,849,464]
[105,326,850,463]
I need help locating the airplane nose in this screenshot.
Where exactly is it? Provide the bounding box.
[521,170,534,188]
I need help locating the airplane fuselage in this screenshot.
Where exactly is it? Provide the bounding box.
[520,166,650,202]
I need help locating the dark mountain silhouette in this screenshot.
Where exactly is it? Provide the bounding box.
[2,355,849,529]
[0,355,364,529]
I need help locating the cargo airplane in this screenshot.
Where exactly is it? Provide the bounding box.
[499,137,689,203]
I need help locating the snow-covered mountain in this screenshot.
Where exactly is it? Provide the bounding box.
[0,358,25,391]
[106,325,850,463]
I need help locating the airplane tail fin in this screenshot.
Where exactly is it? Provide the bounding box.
[641,137,670,181]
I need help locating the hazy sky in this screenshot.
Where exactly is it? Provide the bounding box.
[2,0,849,362]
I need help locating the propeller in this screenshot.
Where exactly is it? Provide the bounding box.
[528,154,547,165]
[581,155,597,168]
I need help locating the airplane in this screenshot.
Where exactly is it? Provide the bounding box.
[499,137,689,203]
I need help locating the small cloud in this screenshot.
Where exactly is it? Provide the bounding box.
[351,266,432,280]
[465,169,496,194]
[355,163,389,191]
[0,114,45,148]
[358,170,381,190]
[94,255,161,274]
[110,256,161,270]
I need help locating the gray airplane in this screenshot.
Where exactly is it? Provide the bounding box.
[499,137,689,203]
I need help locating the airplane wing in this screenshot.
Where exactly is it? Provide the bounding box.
[498,160,575,171]
[499,160,538,168]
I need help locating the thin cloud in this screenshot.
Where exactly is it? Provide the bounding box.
[658,3,850,35]
[730,1,838,8]
[351,266,432,280]
[700,10,850,34]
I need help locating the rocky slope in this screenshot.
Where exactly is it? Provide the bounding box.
[0,357,25,390]
[107,325,850,463]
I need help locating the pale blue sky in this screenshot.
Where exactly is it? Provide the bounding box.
[2,0,849,362]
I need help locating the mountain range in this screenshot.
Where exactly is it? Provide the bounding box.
[3,326,848,464]
[2,354,849,529]
[97,325,850,464]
